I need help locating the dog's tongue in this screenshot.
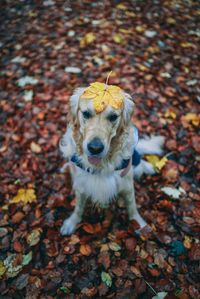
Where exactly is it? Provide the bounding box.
[88,156,101,165]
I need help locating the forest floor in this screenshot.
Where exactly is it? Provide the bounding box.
[0,1,200,298]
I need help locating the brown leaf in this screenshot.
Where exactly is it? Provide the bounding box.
[125,237,137,251]
[80,244,92,256]
[13,240,23,253]
[12,211,25,224]
[98,252,111,269]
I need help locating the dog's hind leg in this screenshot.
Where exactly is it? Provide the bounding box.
[60,192,87,235]
[123,186,146,228]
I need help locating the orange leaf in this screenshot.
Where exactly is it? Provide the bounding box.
[80,244,92,256]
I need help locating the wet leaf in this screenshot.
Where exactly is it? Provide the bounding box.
[0,261,6,277]
[10,188,37,205]
[27,228,42,246]
[152,292,168,299]
[80,244,92,256]
[161,187,186,199]
[101,271,112,287]
[22,251,33,266]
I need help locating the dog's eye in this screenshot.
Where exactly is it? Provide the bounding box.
[107,114,118,122]
[82,111,92,119]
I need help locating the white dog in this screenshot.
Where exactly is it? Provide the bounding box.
[59,83,164,235]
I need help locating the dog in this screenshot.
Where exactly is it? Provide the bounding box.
[59,82,164,235]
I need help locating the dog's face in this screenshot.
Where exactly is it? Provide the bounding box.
[70,87,134,166]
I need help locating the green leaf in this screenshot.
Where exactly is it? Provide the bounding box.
[101,271,112,287]
[152,292,168,299]
[60,286,70,294]
[22,251,32,266]
[170,241,185,256]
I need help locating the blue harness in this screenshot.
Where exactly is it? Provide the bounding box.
[70,126,141,174]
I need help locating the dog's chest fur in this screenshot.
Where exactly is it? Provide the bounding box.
[71,166,132,204]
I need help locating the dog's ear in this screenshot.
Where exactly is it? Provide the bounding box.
[122,93,135,125]
[68,87,85,125]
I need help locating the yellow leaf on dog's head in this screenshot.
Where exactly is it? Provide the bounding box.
[80,82,124,113]
[10,188,37,205]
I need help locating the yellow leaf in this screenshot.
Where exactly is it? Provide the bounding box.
[183,236,192,249]
[164,109,177,119]
[137,64,149,72]
[116,3,127,10]
[80,32,95,47]
[166,17,176,24]
[113,34,124,44]
[135,25,146,33]
[146,155,168,171]
[30,141,41,153]
[156,157,168,170]
[80,82,124,113]
[184,113,200,127]
[0,261,6,277]
[180,42,193,48]
[10,188,37,205]
[146,155,160,169]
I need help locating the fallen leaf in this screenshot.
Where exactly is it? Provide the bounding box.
[101,271,112,287]
[108,242,121,252]
[30,141,42,153]
[10,188,37,205]
[146,155,168,171]
[161,187,186,199]
[80,32,95,47]
[24,90,33,101]
[27,228,42,246]
[22,251,33,266]
[64,67,81,74]
[0,261,6,277]
[130,266,142,277]
[183,113,200,127]
[152,292,168,299]
[17,76,38,87]
[80,244,92,256]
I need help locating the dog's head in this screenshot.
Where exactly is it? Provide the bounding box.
[69,83,134,166]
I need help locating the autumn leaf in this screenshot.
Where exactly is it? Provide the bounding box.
[113,34,124,44]
[27,228,42,246]
[80,32,95,47]
[152,292,168,299]
[80,82,124,113]
[146,155,168,171]
[10,188,37,205]
[0,261,6,277]
[80,244,92,256]
[22,251,33,266]
[161,186,186,199]
[101,272,112,287]
[183,113,200,127]
[108,242,121,252]
[30,141,42,153]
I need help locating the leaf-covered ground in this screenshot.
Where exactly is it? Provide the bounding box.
[0,1,200,298]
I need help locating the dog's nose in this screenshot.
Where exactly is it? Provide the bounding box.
[87,138,104,155]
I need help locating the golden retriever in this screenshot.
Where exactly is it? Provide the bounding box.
[59,84,164,235]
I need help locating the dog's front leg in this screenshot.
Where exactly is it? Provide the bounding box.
[60,191,87,235]
[124,186,147,228]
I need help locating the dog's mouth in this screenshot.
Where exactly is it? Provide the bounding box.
[88,156,102,165]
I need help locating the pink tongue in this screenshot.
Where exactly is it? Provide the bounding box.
[88,156,102,165]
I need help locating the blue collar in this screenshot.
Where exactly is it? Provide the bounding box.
[70,149,140,174]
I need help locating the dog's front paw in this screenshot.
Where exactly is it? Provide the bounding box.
[60,216,78,235]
